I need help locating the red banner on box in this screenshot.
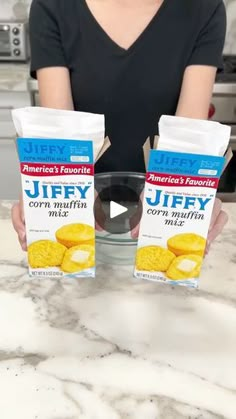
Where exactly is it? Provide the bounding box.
[146,172,219,189]
[20,163,94,176]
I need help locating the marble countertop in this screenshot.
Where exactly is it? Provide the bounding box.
[0,200,236,419]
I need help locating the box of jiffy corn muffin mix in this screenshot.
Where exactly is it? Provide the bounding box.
[12,107,109,279]
[134,116,232,288]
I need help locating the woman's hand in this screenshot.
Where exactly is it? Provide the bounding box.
[11,197,27,251]
[205,197,228,254]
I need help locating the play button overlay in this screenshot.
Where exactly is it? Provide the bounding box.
[110,201,128,219]
[94,174,144,235]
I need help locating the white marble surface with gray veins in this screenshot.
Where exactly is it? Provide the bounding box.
[0,200,236,419]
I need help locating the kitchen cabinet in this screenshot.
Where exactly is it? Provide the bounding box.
[0,91,31,137]
[0,138,21,199]
[0,90,31,199]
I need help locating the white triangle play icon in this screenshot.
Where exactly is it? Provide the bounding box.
[110,201,128,219]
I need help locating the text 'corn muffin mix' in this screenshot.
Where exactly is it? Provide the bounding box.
[134,116,231,288]
[12,107,106,278]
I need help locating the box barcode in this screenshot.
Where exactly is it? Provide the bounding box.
[135,272,164,281]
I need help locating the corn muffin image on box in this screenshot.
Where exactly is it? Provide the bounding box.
[134,115,231,288]
[12,107,109,278]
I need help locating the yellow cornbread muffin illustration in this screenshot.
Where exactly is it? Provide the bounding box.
[61,244,95,273]
[166,254,203,280]
[28,240,67,268]
[56,223,95,248]
[167,233,206,257]
[136,246,176,272]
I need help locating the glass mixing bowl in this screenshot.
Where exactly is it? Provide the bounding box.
[95,172,145,265]
[95,232,138,265]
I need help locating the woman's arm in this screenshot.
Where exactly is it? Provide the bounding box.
[12,0,76,248]
[176,65,216,119]
[175,64,228,252]
[176,0,226,119]
[37,67,74,109]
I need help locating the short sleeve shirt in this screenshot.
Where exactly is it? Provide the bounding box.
[29,0,226,173]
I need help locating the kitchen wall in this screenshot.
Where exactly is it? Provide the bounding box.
[224,0,236,53]
[0,0,236,54]
[1,0,30,20]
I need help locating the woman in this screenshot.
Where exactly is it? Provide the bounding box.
[12,0,228,251]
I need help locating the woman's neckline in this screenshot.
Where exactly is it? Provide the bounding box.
[81,0,170,55]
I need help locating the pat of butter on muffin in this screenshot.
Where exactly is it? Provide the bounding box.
[177,259,197,273]
[166,254,203,280]
[61,244,95,273]
[71,249,90,263]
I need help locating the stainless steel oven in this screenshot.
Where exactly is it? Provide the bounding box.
[0,22,28,62]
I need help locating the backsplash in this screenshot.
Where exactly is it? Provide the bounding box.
[224,0,236,53]
[0,0,30,21]
[0,0,236,54]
